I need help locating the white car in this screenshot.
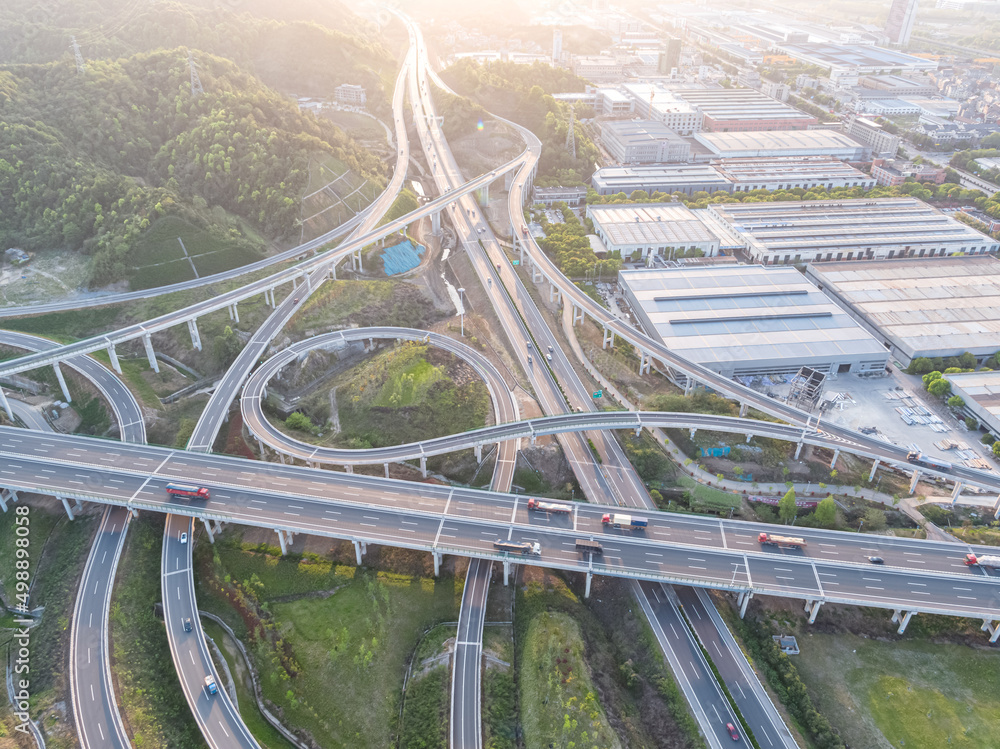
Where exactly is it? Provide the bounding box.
[180,532,188,544]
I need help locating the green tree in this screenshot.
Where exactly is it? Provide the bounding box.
[863,507,887,531]
[927,378,952,398]
[965,416,979,430]
[922,370,943,388]
[213,325,243,367]
[947,395,965,408]
[778,488,798,524]
[908,357,934,374]
[814,496,837,527]
[992,441,1000,458]
[285,411,313,432]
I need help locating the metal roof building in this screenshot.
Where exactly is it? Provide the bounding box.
[619,265,889,384]
[587,203,720,259]
[694,130,869,160]
[591,164,732,196]
[806,258,1000,367]
[712,156,875,192]
[942,371,1000,437]
[708,198,998,265]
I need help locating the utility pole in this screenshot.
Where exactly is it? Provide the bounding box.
[187,49,204,98]
[70,36,85,74]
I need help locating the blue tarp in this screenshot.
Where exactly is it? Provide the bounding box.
[381,239,425,276]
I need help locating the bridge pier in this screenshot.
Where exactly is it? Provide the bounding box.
[602,326,614,349]
[794,441,804,460]
[431,210,441,235]
[474,444,482,463]
[384,463,390,478]
[60,496,75,521]
[584,572,593,599]
[52,362,72,403]
[354,540,367,565]
[0,488,14,513]
[951,481,964,504]
[276,529,288,555]
[345,464,353,474]
[142,333,160,374]
[993,495,1000,520]
[689,428,697,439]
[277,452,286,465]
[502,560,511,586]
[830,449,839,470]
[739,402,748,418]
[202,517,215,543]
[891,609,915,634]
[420,456,427,478]
[107,343,122,374]
[869,459,880,483]
[683,379,695,396]
[909,470,921,494]
[329,263,337,281]
[981,619,1000,643]
[549,282,561,305]
[738,591,753,618]
[433,551,441,577]
[639,352,651,376]
[572,304,584,326]
[228,303,240,323]
[531,262,542,284]
[187,318,202,351]
[0,386,11,421]
[804,599,822,624]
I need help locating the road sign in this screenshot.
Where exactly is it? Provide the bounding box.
[512,260,520,266]
[592,390,602,398]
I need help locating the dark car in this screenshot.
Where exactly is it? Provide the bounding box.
[183,617,192,632]
[868,556,885,564]
[726,722,740,741]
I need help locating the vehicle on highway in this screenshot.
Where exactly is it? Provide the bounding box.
[478,227,485,233]
[965,553,1000,567]
[527,497,572,514]
[547,345,553,353]
[602,513,648,531]
[183,617,192,632]
[868,556,884,564]
[726,722,740,741]
[293,297,299,303]
[576,538,603,555]
[204,675,218,695]
[493,539,541,555]
[180,532,188,544]
[758,532,806,549]
[906,451,953,471]
[527,355,532,364]
[166,483,211,499]
[546,353,552,361]
[526,341,532,349]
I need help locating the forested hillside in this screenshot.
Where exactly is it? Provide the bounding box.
[0,48,386,283]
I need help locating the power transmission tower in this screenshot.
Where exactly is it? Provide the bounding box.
[187,49,204,98]
[70,36,86,74]
[565,107,576,160]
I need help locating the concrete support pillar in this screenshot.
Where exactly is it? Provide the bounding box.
[584,572,593,599]
[0,494,6,513]
[737,591,754,618]
[993,495,1000,520]
[684,379,694,396]
[689,428,697,439]
[277,452,286,465]
[891,609,915,634]
[639,352,651,375]
[530,433,537,445]
[981,619,1000,643]
[572,304,584,325]
[202,517,215,543]
[806,599,822,624]
[503,560,511,586]
[60,497,75,521]
[951,481,964,505]
[739,402,748,418]
[355,249,363,272]
[746,433,752,444]
[187,318,202,351]
[830,449,840,470]
[909,469,921,495]
[292,276,299,289]
[474,444,482,463]
[420,456,427,478]
[228,303,240,323]
[478,184,489,205]
[329,263,337,281]
[531,263,542,283]
[107,343,122,374]
[354,540,364,565]
[276,529,287,556]
[433,551,441,577]
[602,326,614,349]
[384,463,390,478]
[0,387,12,421]
[869,459,880,483]
[142,334,160,374]
[431,210,441,235]
[794,441,804,460]
[549,283,561,305]
[345,464,353,474]
[301,273,311,292]
[130,507,138,518]
[52,362,72,403]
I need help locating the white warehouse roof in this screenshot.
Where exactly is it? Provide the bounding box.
[588,203,718,247]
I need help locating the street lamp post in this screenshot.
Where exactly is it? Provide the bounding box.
[458,287,466,337]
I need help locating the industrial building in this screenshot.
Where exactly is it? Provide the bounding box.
[694,130,870,161]
[601,120,691,164]
[806,258,1000,367]
[673,89,817,132]
[942,371,1000,437]
[776,43,937,78]
[845,117,900,159]
[713,157,875,192]
[591,164,732,196]
[621,84,703,135]
[587,203,720,259]
[709,198,996,265]
[619,265,889,384]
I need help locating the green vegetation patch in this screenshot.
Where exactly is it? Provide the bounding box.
[519,609,621,749]
[291,279,441,335]
[399,666,449,749]
[110,515,203,747]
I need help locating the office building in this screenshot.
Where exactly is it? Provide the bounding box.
[553,29,563,63]
[845,116,900,158]
[807,258,1000,367]
[621,84,703,134]
[761,81,790,102]
[334,84,367,106]
[659,37,682,75]
[710,198,997,265]
[885,0,919,46]
[619,265,889,384]
[601,120,691,164]
[572,56,623,82]
[591,164,732,196]
[595,89,635,117]
[588,203,720,260]
[870,158,947,186]
[532,186,588,206]
[694,130,870,160]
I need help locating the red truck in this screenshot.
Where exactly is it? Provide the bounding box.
[527,498,572,514]
[965,553,1000,568]
[758,532,806,549]
[166,483,210,499]
[602,513,648,531]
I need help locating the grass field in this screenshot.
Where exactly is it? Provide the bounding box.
[794,632,1000,748]
[322,111,386,142]
[519,609,621,749]
[675,475,742,512]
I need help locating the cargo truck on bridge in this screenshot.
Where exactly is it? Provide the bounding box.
[966,553,1000,568]
[906,452,953,471]
[166,483,210,499]
[602,513,648,531]
[575,539,603,555]
[758,532,806,549]
[493,540,541,555]
[527,498,572,514]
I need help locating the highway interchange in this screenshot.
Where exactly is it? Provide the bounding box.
[4,15,1000,749]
